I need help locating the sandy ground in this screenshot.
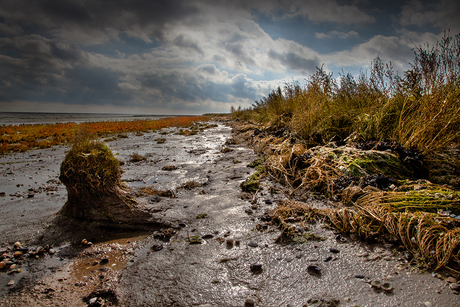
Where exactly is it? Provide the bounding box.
[0,122,459,306]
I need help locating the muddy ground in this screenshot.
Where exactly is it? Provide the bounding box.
[0,122,459,306]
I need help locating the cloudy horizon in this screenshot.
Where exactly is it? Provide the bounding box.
[0,0,459,115]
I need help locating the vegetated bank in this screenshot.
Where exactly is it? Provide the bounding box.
[231,33,460,275]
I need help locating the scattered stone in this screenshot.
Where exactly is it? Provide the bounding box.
[0,262,5,269]
[324,256,332,262]
[251,204,258,210]
[355,275,365,279]
[151,244,163,252]
[100,258,109,265]
[245,209,253,215]
[248,241,258,248]
[450,283,460,292]
[48,249,55,255]
[226,238,234,248]
[13,242,21,248]
[307,265,321,276]
[7,280,14,286]
[446,277,457,284]
[245,297,255,307]
[264,199,272,204]
[13,251,23,257]
[250,264,263,273]
[329,248,340,254]
[178,223,186,228]
[424,302,432,307]
[82,239,88,245]
[201,234,214,239]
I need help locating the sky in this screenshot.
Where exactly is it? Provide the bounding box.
[0,0,459,115]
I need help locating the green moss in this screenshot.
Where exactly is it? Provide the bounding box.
[196,213,208,219]
[240,169,262,192]
[187,235,202,244]
[247,157,266,169]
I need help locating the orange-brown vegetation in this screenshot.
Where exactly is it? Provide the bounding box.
[0,116,208,154]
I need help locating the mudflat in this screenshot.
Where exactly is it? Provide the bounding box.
[0,122,459,306]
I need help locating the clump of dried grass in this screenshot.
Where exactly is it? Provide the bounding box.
[137,187,175,198]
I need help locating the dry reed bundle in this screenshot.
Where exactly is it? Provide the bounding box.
[269,197,460,273]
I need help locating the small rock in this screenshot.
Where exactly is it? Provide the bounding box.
[251,204,258,210]
[450,283,460,292]
[92,261,99,266]
[13,242,21,248]
[13,251,23,257]
[355,274,365,279]
[48,249,55,255]
[226,238,234,247]
[250,264,263,273]
[329,248,340,254]
[446,277,457,284]
[7,280,14,286]
[89,297,98,305]
[9,264,16,269]
[100,258,109,265]
[248,241,258,248]
[201,234,214,239]
[245,297,255,307]
[245,209,253,215]
[151,244,163,252]
[324,256,332,262]
[264,199,272,204]
[0,262,5,269]
[81,239,88,245]
[178,223,186,228]
[307,265,321,276]
[424,302,432,307]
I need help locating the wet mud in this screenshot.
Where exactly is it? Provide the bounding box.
[0,122,459,306]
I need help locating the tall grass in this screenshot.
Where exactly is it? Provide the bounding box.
[238,32,460,154]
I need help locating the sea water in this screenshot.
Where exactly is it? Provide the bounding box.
[0,112,171,126]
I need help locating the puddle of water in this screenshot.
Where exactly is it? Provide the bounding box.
[70,234,149,282]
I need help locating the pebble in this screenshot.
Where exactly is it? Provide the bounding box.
[248,241,258,248]
[446,277,457,284]
[7,280,15,286]
[324,256,332,262]
[250,264,263,272]
[151,244,163,252]
[449,283,460,292]
[48,249,55,255]
[245,297,255,307]
[355,275,365,279]
[329,248,340,253]
[307,265,321,276]
[13,242,21,248]
[264,199,272,204]
[201,234,214,239]
[226,238,234,247]
[178,223,186,227]
[251,204,258,210]
[424,302,432,307]
[100,258,109,265]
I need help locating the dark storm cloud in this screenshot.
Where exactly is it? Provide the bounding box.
[268,49,319,74]
[0,0,457,114]
[140,70,258,103]
[0,0,202,42]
